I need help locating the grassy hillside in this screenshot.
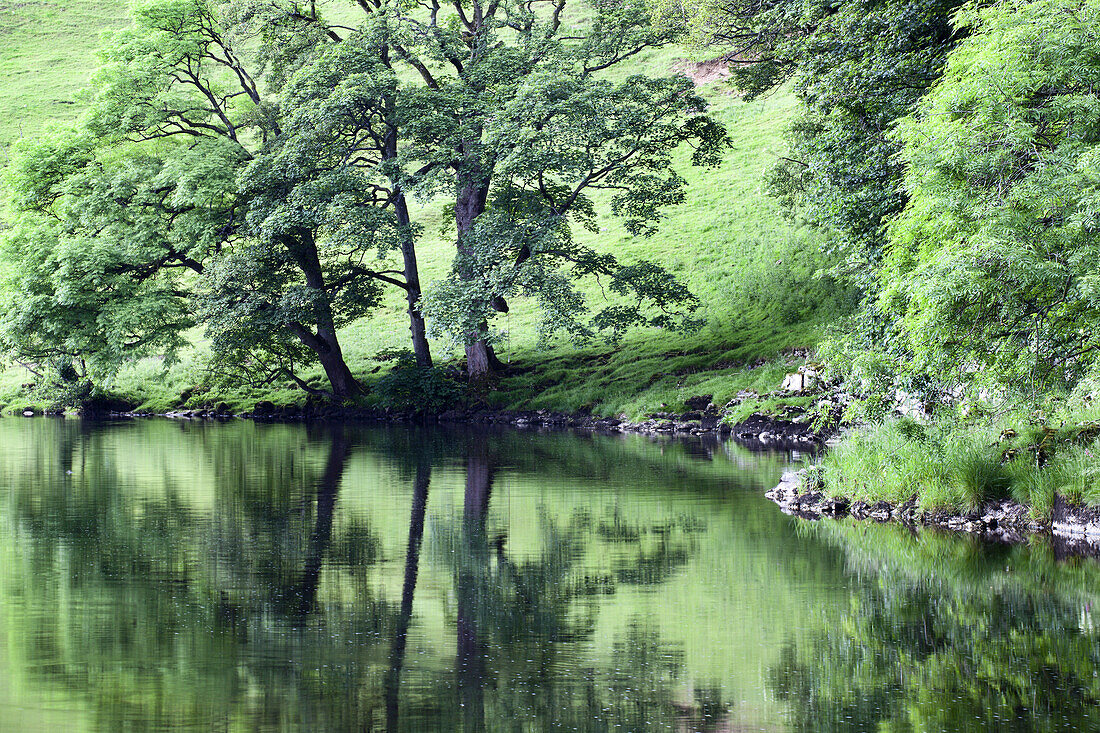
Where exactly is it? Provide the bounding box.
[0,1,851,416]
[0,0,129,159]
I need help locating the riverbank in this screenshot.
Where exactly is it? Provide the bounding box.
[16,402,830,448]
[768,467,1100,550]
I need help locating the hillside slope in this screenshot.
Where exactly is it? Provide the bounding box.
[0,1,850,416]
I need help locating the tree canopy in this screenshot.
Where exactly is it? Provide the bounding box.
[1,0,723,398]
[879,0,1100,392]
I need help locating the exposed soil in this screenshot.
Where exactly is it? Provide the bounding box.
[671,56,733,87]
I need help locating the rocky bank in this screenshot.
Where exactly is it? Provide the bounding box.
[768,468,1100,550]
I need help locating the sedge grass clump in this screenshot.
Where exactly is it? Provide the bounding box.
[1042,443,1100,507]
[943,436,1011,509]
[822,420,945,504]
[822,419,1011,512]
[1005,458,1056,519]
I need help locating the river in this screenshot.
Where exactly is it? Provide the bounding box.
[0,418,1096,731]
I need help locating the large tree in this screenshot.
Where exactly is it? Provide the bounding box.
[884,0,1100,391]
[1,0,433,397]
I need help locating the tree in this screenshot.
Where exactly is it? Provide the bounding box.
[413,0,727,377]
[670,0,965,292]
[1,0,434,398]
[884,0,1100,391]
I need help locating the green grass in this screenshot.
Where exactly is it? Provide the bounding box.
[820,414,1100,518]
[0,0,130,161]
[0,2,853,416]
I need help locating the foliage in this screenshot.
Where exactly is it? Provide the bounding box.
[371,350,465,414]
[1,0,733,397]
[0,130,228,378]
[885,0,1100,393]
[822,419,1010,510]
[658,0,970,419]
[0,0,429,396]
[0,0,851,414]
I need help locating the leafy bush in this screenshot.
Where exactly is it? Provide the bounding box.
[373,351,465,414]
[885,0,1100,392]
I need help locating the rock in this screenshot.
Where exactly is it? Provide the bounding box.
[22,407,37,417]
[781,372,805,392]
[781,369,818,392]
[684,395,713,411]
[79,393,137,416]
[253,400,276,416]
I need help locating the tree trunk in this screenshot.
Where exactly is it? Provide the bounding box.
[383,108,433,368]
[315,341,361,398]
[396,194,432,368]
[465,339,492,380]
[287,230,362,398]
[455,171,503,381]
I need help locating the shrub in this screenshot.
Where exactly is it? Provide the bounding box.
[373,351,465,414]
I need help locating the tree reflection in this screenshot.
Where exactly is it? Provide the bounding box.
[0,421,740,732]
[408,435,716,732]
[384,455,431,731]
[771,522,1100,732]
[1,424,396,729]
[456,440,493,732]
[281,427,351,621]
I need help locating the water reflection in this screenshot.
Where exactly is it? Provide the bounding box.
[0,420,809,731]
[771,521,1100,732]
[7,419,1100,732]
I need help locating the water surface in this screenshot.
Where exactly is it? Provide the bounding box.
[0,418,1096,731]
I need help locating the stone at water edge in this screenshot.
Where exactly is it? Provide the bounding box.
[683,394,713,411]
[253,401,276,416]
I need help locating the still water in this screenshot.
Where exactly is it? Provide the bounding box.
[0,418,1098,732]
